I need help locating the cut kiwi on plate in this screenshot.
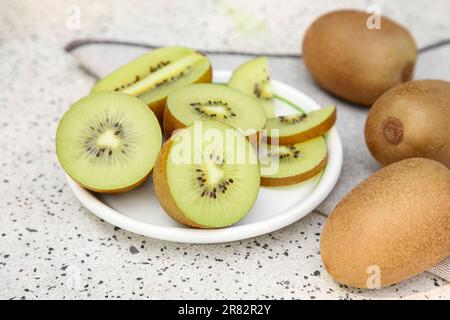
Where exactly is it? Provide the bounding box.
[228,56,276,118]
[164,83,267,137]
[91,46,212,123]
[154,120,260,228]
[263,105,336,145]
[259,136,328,186]
[56,92,162,193]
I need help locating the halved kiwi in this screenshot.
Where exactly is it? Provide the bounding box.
[56,92,162,193]
[153,120,260,228]
[91,46,212,123]
[259,136,327,186]
[228,56,275,117]
[262,105,336,145]
[164,83,267,137]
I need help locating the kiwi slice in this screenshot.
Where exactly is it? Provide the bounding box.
[56,92,162,193]
[91,46,212,123]
[153,120,260,228]
[263,105,336,145]
[228,56,275,117]
[164,83,267,137]
[259,136,327,186]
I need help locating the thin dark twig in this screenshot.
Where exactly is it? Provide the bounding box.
[418,38,450,53]
[64,39,159,52]
[64,38,301,58]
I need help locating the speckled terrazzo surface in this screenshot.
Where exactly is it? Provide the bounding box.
[1,0,449,299]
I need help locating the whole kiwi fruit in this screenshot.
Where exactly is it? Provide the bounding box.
[321,158,450,288]
[302,10,417,106]
[365,80,450,168]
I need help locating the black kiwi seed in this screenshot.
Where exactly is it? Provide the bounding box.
[253,80,271,99]
[154,68,189,88]
[149,60,170,73]
[82,115,133,161]
[113,60,189,91]
[273,145,303,161]
[194,161,233,199]
[254,84,262,98]
[279,114,307,125]
[191,100,236,120]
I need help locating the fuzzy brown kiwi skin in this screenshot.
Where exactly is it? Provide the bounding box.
[153,138,207,228]
[320,158,450,288]
[163,105,187,138]
[302,10,417,106]
[148,64,212,125]
[261,155,327,187]
[263,107,336,145]
[365,80,450,168]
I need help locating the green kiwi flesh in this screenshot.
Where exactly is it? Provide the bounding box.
[91,46,211,109]
[228,56,275,117]
[56,92,162,192]
[263,105,336,144]
[157,121,260,228]
[165,83,267,136]
[259,136,327,186]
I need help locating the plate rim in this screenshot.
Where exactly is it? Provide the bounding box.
[66,70,343,244]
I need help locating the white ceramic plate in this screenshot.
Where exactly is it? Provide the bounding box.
[67,70,343,244]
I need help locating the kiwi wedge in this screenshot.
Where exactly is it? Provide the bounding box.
[154,120,260,228]
[56,92,162,193]
[91,46,212,123]
[262,105,336,145]
[259,136,327,186]
[228,56,276,117]
[164,83,267,137]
